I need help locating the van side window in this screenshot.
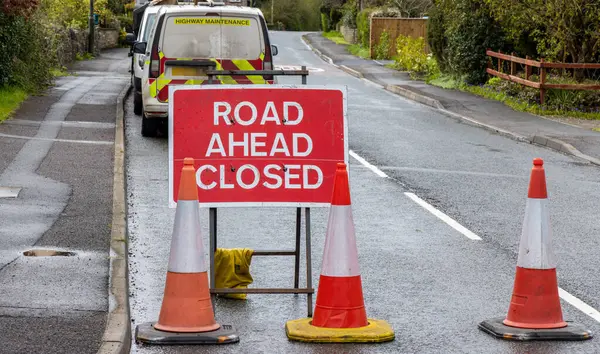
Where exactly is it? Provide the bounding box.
[142,14,157,42]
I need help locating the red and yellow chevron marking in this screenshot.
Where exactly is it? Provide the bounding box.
[149,52,273,103]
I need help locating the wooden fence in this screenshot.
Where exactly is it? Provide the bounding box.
[486,50,600,105]
[370,17,428,59]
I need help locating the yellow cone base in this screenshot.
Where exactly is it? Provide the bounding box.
[285,318,395,343]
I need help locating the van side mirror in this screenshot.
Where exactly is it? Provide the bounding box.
[125,33,136,46]
[133,42,147,54]
[271,44,278,56]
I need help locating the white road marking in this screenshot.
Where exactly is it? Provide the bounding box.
[349,150,388,178]
[5,119,115,129]
[0,132,113,145]
[558,288,600,323]
[0,187,21,198]
[303,32,600,328]
[404,192,482,240]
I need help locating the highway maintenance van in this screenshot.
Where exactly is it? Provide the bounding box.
[133,2,278,137]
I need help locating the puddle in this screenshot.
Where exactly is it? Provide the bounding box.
[23,249,76,257]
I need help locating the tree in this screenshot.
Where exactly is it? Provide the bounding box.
[387,0,432,17]
[485,0,600,64]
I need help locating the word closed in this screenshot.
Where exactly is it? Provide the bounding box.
[169,86,347,207]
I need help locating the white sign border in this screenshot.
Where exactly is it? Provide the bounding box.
[168,84,349,209]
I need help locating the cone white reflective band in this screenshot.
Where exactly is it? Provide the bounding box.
[517,198,556,269]
[167,200,208,273]
[320,205,361,277]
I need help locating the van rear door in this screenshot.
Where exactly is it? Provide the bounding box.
[149,10,272,103]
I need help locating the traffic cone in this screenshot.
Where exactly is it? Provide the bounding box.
[479,158,592,341]
[285,162,395,343]
[135,157,239,345]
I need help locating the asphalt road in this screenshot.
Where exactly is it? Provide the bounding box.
[0,49,129,353]
[126,31,600,353]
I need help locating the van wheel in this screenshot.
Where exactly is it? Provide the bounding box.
[133,92,143,116]
[141,116,159,137]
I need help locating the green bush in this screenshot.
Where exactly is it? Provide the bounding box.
[394,35,439,80]
[484,76,600,111]
[356,8,374,48]
[427,0,505,84]
[321,12,330,31]
[117,14,133,32]
[374,30,391,60]
[341,0,357,28]
[426,3,447,72]
[0,11,54,92]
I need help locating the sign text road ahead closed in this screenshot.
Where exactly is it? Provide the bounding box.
[168,85,348,207]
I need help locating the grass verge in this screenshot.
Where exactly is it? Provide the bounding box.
[322,31,371,59]
[429,75,600,120]
[322,31,348,45]
[0,86,28,122]
[51,67,70,77]
[348,44,370,59]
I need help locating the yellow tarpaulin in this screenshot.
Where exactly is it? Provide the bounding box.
[214,248,254,300]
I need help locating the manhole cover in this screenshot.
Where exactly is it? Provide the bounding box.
[23,249,76,257]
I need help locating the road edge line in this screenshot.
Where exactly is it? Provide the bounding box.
[404,192,482,241]
[97,83,132,354]
[300,33,600,166]
[349,150,388,178]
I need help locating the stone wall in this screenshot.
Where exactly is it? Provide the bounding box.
[340,25,357,44]
[52,27,120,67]
[97,28,120,50]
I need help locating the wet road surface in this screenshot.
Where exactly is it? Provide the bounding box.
[126,32,600,353]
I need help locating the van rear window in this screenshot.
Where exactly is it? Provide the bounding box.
[161,16,264,59]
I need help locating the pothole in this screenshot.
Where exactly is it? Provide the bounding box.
[23,249,76,257]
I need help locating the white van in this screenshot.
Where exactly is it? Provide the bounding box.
[132,3,278,137]
[128,4,163,115]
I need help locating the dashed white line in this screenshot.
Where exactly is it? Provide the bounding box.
[349,150,388,178]
[404,192,482,240]
[558,288,600,323]
[351,149,600,323]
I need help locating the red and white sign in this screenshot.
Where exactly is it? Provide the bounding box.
[168,85,348,208]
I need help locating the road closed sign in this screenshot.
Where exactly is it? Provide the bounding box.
[168,85,348,207]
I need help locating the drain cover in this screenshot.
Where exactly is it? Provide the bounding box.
[0,187,21,198]
[23,249,76,257]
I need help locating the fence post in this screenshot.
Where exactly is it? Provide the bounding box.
[510,52,516,76]
[369,17,374,59]
[498,50,502,73]
[525,56,531,80]
[539,58,546,105]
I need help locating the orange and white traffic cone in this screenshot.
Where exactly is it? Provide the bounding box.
[479,158,592,341]
[135,157,239,345]
[285,162,395,343]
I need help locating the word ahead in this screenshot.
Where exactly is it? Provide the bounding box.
[168,85,347,207]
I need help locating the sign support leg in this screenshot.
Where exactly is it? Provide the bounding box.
[305,207,313,317]
[294,207,301,289]
[209,207,217,313]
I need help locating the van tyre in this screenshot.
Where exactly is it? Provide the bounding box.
[133,92,143,116]
[141,116,159,137]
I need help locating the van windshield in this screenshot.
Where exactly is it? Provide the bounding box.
[161,15,264,59]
